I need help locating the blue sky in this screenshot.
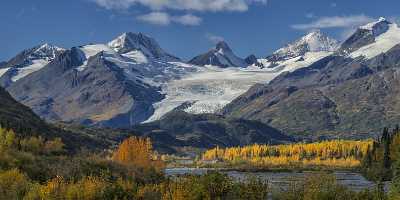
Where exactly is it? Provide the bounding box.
[1,0,399,61]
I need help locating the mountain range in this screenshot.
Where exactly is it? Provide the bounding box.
[2,17,400,140]
[223,17,400,139]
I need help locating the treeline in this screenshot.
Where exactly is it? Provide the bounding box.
[202,140,373,168]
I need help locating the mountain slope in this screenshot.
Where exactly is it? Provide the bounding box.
[189,41,247,68]
[132,111,293,153]
[7,47,163,128]
[0,85,105,151]
[223,19,400,138]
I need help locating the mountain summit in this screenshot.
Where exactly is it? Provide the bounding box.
[359,17,391,36]
[189,41,247,68]
[341,17,400,59]
[108,32,179,61]
[267,30,339,63]
[251,30,338,72]
[0,43,65,86]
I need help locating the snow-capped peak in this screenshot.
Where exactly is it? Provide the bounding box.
[189,41,246,68]
[360,17,389,30]
[266,30,338,63]
[31,43,65,61]
[0,43,65,83]
[108,32,139,52]
[212,41,247,67]
[277,30,338,54]
[349,18,400,59]
[301,30,339,51]
[108,32,179,61]
[359,17,391,37]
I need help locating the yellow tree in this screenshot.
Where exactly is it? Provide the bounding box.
[112,136,163,170]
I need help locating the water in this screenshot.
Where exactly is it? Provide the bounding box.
[165,168,376,192]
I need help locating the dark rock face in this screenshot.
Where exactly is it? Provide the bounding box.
[245,55,258,65]
[0,62,6,68]
[340,18,391,54]
[189,51,230,68]
[189,41,246,68]
[130,111,294,152]
[7,49,163,128]
[339,29,376,53]
[223,44,400,138]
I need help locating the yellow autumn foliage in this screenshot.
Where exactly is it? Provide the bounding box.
[203,140,373,168]
[112,136,164,171]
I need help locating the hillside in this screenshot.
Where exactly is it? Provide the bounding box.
[0,85,107,151]
[131,111,293,153]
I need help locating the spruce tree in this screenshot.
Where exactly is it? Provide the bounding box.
[383,127,391,170]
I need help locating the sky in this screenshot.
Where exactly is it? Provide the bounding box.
[1,0,400,62]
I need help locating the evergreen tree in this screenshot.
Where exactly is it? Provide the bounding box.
[363,145,373,168]
[382,127,391,170]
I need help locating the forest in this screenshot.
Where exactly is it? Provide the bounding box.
[202,139,373,169]
[1,126,400,199]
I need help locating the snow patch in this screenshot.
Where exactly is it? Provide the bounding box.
[0,68,10,77]
[12,59,49,82]
[122,50,148,64]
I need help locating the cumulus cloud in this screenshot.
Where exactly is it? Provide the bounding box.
[137,12,202,26]
[92,0,266,12]
[137,12,171,25]
[173,14,202,26]
[291,15,375,30]
[206,33,225,44]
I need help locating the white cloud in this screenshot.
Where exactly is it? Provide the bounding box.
[206,33,224,44]
[137,12,171,25]
[92,0,266,12]
[137,12,202,26]
[291,15,375,30]
[173,14,202,26]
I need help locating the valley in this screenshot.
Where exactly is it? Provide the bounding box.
[2,4,400,198]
